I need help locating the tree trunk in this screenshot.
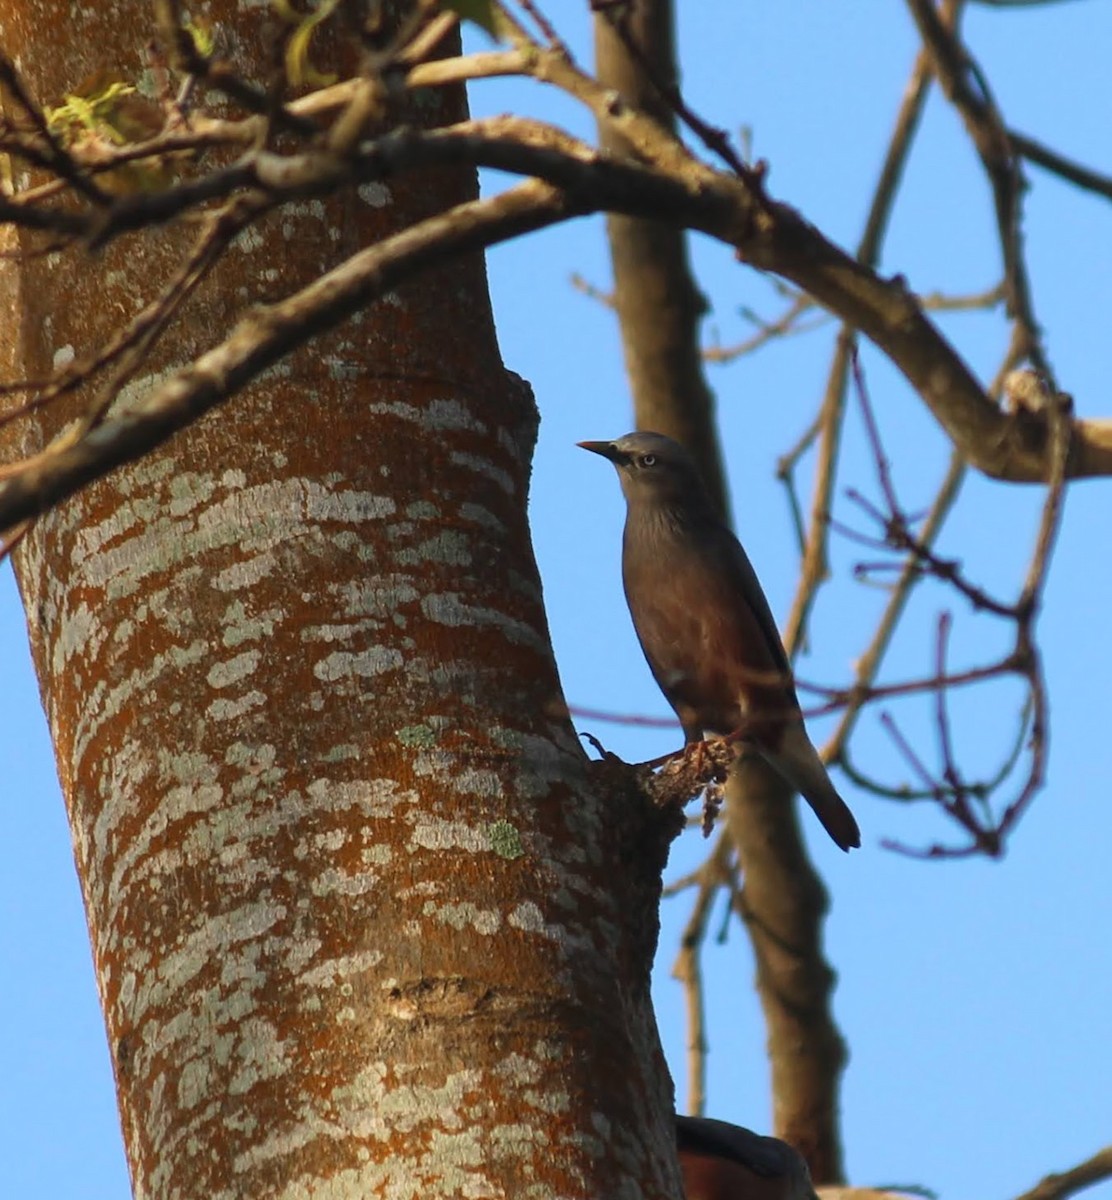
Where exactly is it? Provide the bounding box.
[0,4,682,1196]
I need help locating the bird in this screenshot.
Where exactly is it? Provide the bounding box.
[676,1115,817,1200]
[579,431,860,851]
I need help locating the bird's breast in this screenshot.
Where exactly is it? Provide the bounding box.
[620,528,794,741]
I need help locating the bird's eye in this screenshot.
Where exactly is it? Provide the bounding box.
[637,454,657,468]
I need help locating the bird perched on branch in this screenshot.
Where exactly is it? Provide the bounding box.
[676,1115,818,1200]
[579,431,860,851]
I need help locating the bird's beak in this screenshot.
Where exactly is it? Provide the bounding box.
[577,440,622,463]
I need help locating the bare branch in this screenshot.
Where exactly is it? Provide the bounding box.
[1011,1146,1112,1200]
[1009,129,1112,202]
[3,41,1111,485]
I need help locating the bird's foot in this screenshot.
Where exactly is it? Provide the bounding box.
[579,730,625,764]
[638,738,734,817]
[646,737,735,778]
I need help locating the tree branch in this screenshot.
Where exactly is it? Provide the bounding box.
[1012,1146,1112,1200]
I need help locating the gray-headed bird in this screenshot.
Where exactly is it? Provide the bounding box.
[579,431,860,851]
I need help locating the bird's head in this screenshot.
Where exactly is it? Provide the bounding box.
[578,431,710,511]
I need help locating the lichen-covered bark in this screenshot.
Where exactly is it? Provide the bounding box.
[0,4,681,1197]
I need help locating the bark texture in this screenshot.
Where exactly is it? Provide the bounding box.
[0,4,682,1197]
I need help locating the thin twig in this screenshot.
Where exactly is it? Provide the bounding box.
[589,1,763,186]
[905,0,1048,373]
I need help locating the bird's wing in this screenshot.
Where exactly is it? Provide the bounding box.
[622,518,798,735]
[705,524,794,679]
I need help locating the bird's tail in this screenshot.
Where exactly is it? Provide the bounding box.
[767,722,861,851]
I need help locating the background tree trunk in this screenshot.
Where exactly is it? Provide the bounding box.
[593,3,848,1181]
[0,4,683,1195]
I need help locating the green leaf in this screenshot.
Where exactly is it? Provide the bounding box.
[275,0,342,88]
[443,0,502,41]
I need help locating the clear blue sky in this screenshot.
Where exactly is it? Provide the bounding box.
[4,5,1111,1197]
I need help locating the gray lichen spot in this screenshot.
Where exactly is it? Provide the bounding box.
[396,723,437,748]
[212,550,279,592]
[52,599,100,675]
[167,471,217,517]
[366,399,422,423]
[321,742,362,762]
[487,820,524,860]
[228,1017,291,1095]
[108,366,178,420]
[590,1111,614,1141]
[358,181,392,207]
[225,741,277,770]
[396,530,472,567]
[177,1055,212,1110]
[134,898,287,1025]
[222,600,282,648]
[508,903,552,937]
[421,592,544,650]
[207,690,266,721]
[497,424,531,459]
[406,500,439,520]
[300,950,385,989]
[323,354,364,382]
[305,776,413,819]
[459,502,506,534]
[425,901,502,935]
[425,398,487,433]
[492,1053,544,1086]
[311,828,347,853]
[304,620,386,645]
[313,646,403,682]
[450,768,502,798]
[207,649,261,689]
[449,450,515,495]
[337,576,420,620]
[234,224,265,253]
[489,1122,550,1157]
[409,819,485,854]
[281,479,396,524]
[311,865,380,898]
[489,727,583,799]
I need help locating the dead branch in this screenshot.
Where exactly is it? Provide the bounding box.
[1011,1146,1112,1200]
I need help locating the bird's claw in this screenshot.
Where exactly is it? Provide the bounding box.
[579,730,624,764]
